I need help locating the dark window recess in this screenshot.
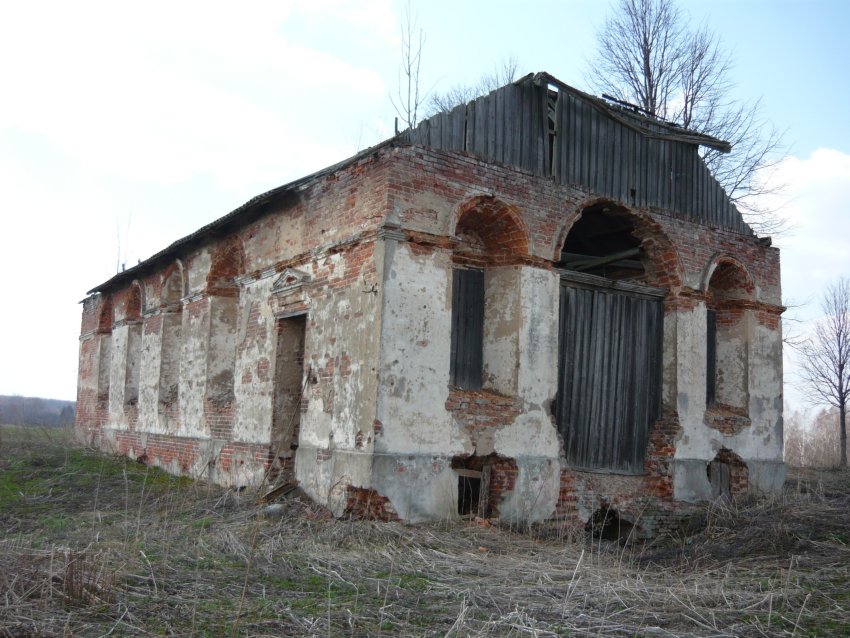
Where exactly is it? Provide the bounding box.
[457,472,482,516]
[706,309,717,405]
[708,460,730,500]
[556,284,663,474]
[450,269,485,389]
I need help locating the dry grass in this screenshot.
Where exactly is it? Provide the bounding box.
[1,425,848,637]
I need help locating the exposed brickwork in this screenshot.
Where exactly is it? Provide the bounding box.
[554,415,682,530]
[205,399,234,440]
[445,388,521,428]
[454,196,529,266]
[705,405,751,435]
[77,140,781,523]
[343,487,401,521]
[644,416,682,500]
[451,454,519,517]
[713,448,749,498]
[207,238,244,296]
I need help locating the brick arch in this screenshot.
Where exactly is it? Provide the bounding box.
[207,237,244,294]
[126,281,144,321]
[97,295,114,333]
[554,199,683,290]
[453,195,529,266]
[161,261,185,307]
[702,254,755,300]
[708,448,749,499]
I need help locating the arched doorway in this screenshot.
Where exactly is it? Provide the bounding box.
[555,203,671,473]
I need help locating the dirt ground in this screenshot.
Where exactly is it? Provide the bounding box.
[1,425,848,637]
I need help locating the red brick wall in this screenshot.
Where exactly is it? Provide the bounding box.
[77,142,779,521]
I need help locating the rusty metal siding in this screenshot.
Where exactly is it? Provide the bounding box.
[410,76,749,234]
[450,269,485,389]
[556,279,664,474]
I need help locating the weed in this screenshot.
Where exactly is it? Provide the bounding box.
[1,424,849,636]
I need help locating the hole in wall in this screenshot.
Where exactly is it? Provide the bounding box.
[457,472,481,516]
[585,506,634,542]
[451,454,518,518]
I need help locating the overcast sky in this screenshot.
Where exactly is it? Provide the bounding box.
[1,0,848,408]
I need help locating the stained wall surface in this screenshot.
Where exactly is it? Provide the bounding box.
[77,142,784,531]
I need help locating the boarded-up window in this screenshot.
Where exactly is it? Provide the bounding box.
[450,269,484,389]
[706,309,717,405]
[556,280,663,474]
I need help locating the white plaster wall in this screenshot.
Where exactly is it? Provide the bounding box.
[492,267,561,522]
[178,302,209,437]
[673,301,785,501]
[737,320,784,460]
[97,335,111,400]
[136,319,162,433]
[483,267,520,394]
[492,268,561,460]
[516,267,560,410]
[715,316,749,409]
[187,251,211,296]
[374,245,562,522]
[108,325,129,422]
[233,279,276,445]
[159,313,183,405]
[206,296,238,404]
[375,241,458,455]
[293,249,384,513]
[661,306,678,413]
[497,459,561,524]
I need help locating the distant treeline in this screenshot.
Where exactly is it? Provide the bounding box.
[0,395,76,427]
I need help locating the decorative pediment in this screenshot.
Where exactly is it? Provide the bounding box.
[272,268,311,294]
[270,267,312,317]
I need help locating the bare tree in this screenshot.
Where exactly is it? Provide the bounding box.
[390,0,426,133]
[797,277,850,467]
[428,56,520,116]
[586,0,785,234]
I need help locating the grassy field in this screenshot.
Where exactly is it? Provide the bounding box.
[1,425,848,637]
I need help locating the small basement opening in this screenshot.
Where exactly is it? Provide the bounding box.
[451,455,493,517]
[707,448,748,500]
[451,454,518,518]
[586,505,635,542]
[457,470,482,517]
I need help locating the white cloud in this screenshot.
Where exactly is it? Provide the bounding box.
[772,149,850,310]
[0,1,392,190]
[767,148,850,409]
[0,1,404,400]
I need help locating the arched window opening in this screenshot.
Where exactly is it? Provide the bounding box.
[558,204,646,281]
[124,284,143,407]
[450,198,528,392]
[706,260,752,415]
[159,267,184,407]
[707,448,749,500]
[206,241,242,407]
[555,204,667,473]
[97,297,113,406]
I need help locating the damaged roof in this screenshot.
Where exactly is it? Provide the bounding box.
[88,72,737,295]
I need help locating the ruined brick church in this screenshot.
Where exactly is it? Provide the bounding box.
[76,73,785,533]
